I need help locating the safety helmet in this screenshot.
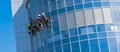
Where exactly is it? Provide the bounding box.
[38,14,41,16]
[42,13,45,15]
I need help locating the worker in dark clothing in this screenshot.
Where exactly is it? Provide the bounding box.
[27,22,36,36]
[42,13,50,28]
[36,14,43,31]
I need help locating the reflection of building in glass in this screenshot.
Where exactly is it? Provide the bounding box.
[11,0,120,52]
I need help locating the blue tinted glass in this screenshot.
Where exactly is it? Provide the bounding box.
[62,38,70,44]
[105,24,114,31]
[115,32,120,36]
[61,30,69,39]
[66,6,74,12]
[80,41,89,52]
[90,39,99,52]
[108,38,118,52]
[116,38,120,51]
[102,2,110,6]
[70,36,78,42]
[56,46,62,52]
[98,32,107,38]
[69,28,77,36]
[54,32,60,41]
[48,43,54,48]
[114,24,120,31]
[58,8,65,14]
[65,0,73,6]
[107,32,115,37]
[54,40,61,46]
[102,0,109,2]
[49,48,54,52]
[84,3,92,8]
[87,25,96,33]
[50,0,57,11]
[79,35,88,40]
[99,38,109,52]
[111,8,120,22]
[43,0,49,13]
[110,2,120,6]
[72,42,80,52]
[74,0,82,4]
[88,33,97,39]
[53,16,59,32]
[63,44,71,52]
[93,0,101,2]
[97,24,106,32]
[93,2,102,7]
[84,0,92,3]
[78,26,87,34]
[57,0,65,9]
[51,10,57,16]
[75,4,83,10]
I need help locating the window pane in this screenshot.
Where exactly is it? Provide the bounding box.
[85,9,94,25]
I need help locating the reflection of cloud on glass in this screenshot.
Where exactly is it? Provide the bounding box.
[111,26,117,31]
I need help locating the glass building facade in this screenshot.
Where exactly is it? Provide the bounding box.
[11,0,120,52]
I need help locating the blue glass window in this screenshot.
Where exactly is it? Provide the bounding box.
[58,8,65,14]
[97,24,106,32]
[101,0,109,2]
[93,0,101,2]
[69,28,77,36]
[105,24,114,31]
[56,46,62,52]
[107,32,115,37]
[90,39,99,52]
[111,8,120,22]
[110,2,120,6]
[51,10,57,16]
[54,40,61,46]
[84,0,92,3]
[74,0,82,4]
[63,44,71,52]
[108,38,118,52]
[61,30,69,39]
[75,4,83,10]
[79,35,88,40]
[71,42,80,52]
[52,16,59,32]
[87,25,96,33]
[88,33,97,39]
[49,48,54,52]
[65,0,73,7]
[98,32,107,38]
[70,36,78,42]
[54,32,60,41]
[57,0,65,9]
[50,0,57,11]
[115,32,120,36]
[84,3,92,8]
[66,6,74,12]
[102,2,110,6]
[48,43,54,48]
[99,38,109,52]
[93,2,102,7]
[78,26,87,34]
[80,41,89,52]
[62,38,70,44]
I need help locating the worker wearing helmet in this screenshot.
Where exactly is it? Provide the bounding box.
[36,14,43,31]
[42,13,50,28]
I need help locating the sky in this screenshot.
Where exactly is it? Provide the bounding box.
[0,0,16,52]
